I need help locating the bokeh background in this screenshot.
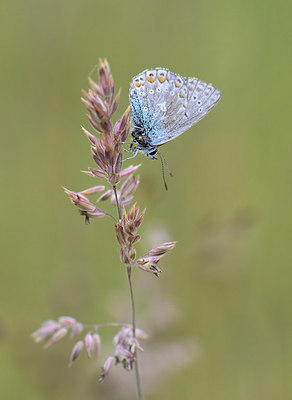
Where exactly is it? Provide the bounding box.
[1,0,291,399]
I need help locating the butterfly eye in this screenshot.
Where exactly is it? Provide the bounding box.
[193,96,197,100]
[197,100,201,105]
[148,149,157,157]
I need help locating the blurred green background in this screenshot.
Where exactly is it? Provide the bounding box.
[1,0,291,399]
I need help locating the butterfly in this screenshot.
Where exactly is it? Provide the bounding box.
[128,68,221,160]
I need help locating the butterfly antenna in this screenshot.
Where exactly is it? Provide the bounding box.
[158,151,174,178]
[158,152,169,191]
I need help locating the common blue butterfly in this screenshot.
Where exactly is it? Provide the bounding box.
[129,68,221,159]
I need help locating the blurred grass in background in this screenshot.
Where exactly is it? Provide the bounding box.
[1,0,291,399]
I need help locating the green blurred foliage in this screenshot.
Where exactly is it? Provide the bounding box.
[1,0,291,399]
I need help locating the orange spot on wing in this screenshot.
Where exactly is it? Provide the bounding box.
[131,84,134,89]
[175,81,180,87]
[147,76,155,83]
[135,82,141,87]
[158,76,165,83]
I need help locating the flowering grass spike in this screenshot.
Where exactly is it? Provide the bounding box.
[32,59,176,400]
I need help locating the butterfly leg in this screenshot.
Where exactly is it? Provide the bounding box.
[123,148,139,161]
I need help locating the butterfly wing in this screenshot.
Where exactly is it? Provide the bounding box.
[129,68,172,138]
[129,68,221,146]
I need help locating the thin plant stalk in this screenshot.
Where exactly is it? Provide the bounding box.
[127,266,143,400]
[114,183,143,399]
